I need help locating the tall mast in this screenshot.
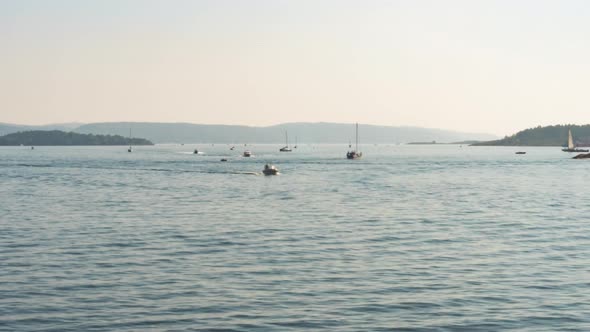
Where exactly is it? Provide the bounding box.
[355,123,359,152]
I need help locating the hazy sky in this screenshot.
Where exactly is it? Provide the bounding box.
[2,0,590,136]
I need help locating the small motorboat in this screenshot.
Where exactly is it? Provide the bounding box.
[220,158,228,162]
[128,146,132,153]
[243,150,252,157]
[515,151,526,154]
[262,164,279,175]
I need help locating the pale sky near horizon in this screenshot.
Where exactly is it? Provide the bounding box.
[2,0,590,136]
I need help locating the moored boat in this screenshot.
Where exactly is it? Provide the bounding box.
[346,123,362,159]
[280,131,292,152]
[127,128,133,152]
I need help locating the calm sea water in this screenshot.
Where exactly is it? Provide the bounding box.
[1,144,590,331]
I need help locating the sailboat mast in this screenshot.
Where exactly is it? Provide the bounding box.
[128,127,133,152]
[355,123,359,152]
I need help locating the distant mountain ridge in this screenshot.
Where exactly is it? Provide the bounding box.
[0,122,496,144]
[72,122,496,144]
[0,122,83,136]
[473,124,590,146]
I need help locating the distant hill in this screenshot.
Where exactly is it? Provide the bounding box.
[0,130,153,146]
[0,123,83,136]
[472,124,590,146]
[73,122,497,144]
[407,140,483,145]
[407,141,438,145]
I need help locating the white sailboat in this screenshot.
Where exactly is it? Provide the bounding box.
[562,129,589,152]
[280,131,292,152]
[346,123,362,159]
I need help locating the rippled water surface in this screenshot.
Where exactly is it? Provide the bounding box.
[2,144,590,331]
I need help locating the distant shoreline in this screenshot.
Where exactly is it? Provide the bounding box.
[0,130,153,146]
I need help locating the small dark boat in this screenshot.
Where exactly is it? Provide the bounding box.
[193,149,199,154]
[128,146,132,153]
[262,164,279,175]
[515,151,526,154]
[220,158,228,162]
[243,150,252,157]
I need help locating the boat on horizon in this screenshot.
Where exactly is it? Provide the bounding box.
[280,131,292,152]
[346,123,362,160]
[128,128,132,152]
[243,150,252,157]
[562,129,589,152]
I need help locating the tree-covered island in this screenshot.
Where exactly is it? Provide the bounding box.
[472,125,590,147]
[0,130,153,146]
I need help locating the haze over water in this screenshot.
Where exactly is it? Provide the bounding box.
[2,144,590,331]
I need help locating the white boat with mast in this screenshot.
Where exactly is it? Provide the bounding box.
[562,129,589,152]
[346,123,362,159]
[280,131,292,152]
[127,128,132,152]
